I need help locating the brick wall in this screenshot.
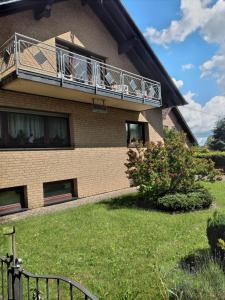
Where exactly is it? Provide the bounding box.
[0,90,163,208]
[0,0,164,210]
[0,0,138,74]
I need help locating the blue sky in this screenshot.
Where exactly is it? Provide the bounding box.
[122,0,225,145]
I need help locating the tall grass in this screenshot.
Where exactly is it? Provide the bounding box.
[164,250,225,300]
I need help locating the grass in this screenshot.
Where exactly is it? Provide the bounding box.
[0,182,225,299]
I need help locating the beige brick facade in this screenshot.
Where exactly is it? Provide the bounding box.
[163,108,194,147]
[0,0,164,210]
[0,0,138,74]
[0,90,163,208]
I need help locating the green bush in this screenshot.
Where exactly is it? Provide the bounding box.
[157,189,213,212]
[207,211,225,259]
[126,129,219,205]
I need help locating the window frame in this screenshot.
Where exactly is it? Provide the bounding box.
[0,186,26,216]
[56,38,106,63]
[0,107,71,149]
[56,39,106,84]
[43,179,77,206]
[126,121,146,147]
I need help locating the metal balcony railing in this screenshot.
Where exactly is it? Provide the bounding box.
[0,33,162,106]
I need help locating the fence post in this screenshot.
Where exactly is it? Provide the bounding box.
[7,266,13,300]
[12,264,23,300]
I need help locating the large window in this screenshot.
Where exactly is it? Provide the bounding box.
[0,108,70,148]
[56,39,106,85]
[43,179,77,206]
[0,186,25,215]
[126,121,145,146]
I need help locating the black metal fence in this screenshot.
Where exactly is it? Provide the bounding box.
[0,255,98,300]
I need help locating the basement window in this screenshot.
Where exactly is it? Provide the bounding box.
[43,179,77,206]
[126,121,146,147]
[0,186,26,216]
[0,108,70,149]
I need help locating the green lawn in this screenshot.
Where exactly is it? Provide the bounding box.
[0,182,225,299]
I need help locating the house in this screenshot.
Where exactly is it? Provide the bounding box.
[0,0,186,216]
[163,107,197,147]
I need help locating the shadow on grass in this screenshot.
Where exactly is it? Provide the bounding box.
[179,248,213,273]
[101,193,156,211]
[168,249,225,300]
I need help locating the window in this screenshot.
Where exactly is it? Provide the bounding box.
[0,186,25,215]
[43,179,77,206]
[56,39,106,84]
[126,121,145,146]
[0,108,70,148]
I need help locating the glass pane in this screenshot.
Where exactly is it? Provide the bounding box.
[0,188,23,207]
[44,180,73,198]
[129,123,143,143]
[75,57,88,81]
[48,116,69,147]
[8,112,44,147]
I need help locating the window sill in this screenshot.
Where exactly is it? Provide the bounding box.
[0,146,75,152]
[44,197,78,207]
[0,208,28,217]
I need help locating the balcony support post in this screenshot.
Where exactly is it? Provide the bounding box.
[59,50,63,86]
[94,62,98,94]
[121,72,124,100]
[141,78,145,103]
[14,33,19,76]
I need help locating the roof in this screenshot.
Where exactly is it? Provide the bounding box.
[164,107,198,145]
[0,0,187,108]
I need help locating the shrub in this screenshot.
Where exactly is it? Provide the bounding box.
[194,150,225,175]
[207,211,225,259]
[125,129,219,205]
[157,189,213,212]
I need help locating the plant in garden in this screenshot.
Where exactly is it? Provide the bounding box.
[207,211,225,259]
[125,129,219,205]
[157,189,213,212]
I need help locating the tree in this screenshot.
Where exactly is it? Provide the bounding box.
[208,118,225,151]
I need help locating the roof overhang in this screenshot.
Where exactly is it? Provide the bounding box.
[172,107,198,145]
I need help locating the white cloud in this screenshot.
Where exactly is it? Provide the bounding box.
[200,53,225,89]
[182,63,194,70]
[172,77,184,88]
[144,0,225,46]
[144,0,225,93]
[179,91,225,144]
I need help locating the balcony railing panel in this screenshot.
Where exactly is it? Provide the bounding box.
[62,52,95,86]
[0,33,162,106]
[18,38,59,77]
[0,36,15,75]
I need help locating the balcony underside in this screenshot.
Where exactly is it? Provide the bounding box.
[1,70,160,111]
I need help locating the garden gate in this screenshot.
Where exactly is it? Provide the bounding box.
[0,227,98,300]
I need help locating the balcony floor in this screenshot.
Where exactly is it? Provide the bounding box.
[1,70,160,111]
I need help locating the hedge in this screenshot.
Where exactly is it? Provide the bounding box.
[157,189,213,212]
[194,150,225,173]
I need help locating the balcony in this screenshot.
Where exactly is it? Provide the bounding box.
[0,33,162,111]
